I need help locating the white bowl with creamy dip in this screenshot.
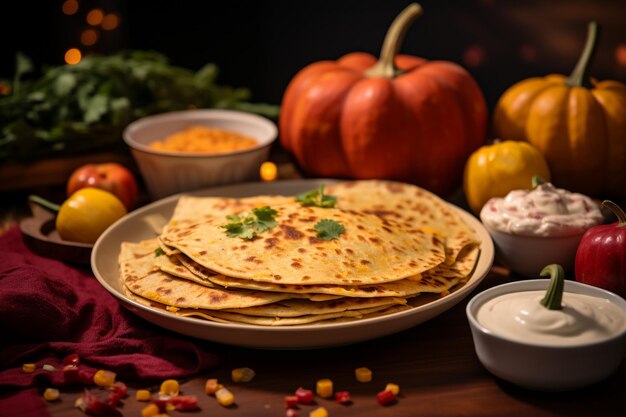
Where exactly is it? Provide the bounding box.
[466,279,626,391]
[480,182,602,277]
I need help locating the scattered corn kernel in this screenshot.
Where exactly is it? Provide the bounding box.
[231,367,256,382]
[215,387,235,406]
[136,389,151,401]
[385,383,400,395]
[43,388,60,401]
[205,378,223,395]
[141,403,160,417]
[93,369,116,387]
[22,364,36,373]
[42,364,58,372]
[309,407,328,417]
[316,379,333,398]
[355,367,372,383]
[160,379,180,396]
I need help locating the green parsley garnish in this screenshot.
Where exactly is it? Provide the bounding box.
[154,247,165,257]
[314,219,345,241]
[296,185,337,208]
[221,206,278,240]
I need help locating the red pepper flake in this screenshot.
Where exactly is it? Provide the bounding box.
[376,389,396,406]
[63,365,81,385]
[107,382,127,407]
[75,389,122,417]
[295,387,314,404]
[335,390,351,404]
[284,395,299,409]
[63,353,80,366]
[153,393,199,412]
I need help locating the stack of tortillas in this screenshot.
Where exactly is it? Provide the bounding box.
[119,180,481,326]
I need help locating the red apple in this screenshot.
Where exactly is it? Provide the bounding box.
[67,163,139,210]
[575,200,626,298]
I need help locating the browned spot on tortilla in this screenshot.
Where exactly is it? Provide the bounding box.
[281,224,304,240]
[210,293,227,303]
[369,237,381,244]
[244,256,262,264]
[273,274,282,281]
[199,250,207,255]
[291,261,302,269]
[176,297,185,303]
[301,276,311,281]
[264,237,279,248]
[360,259,371,265]
[297,248,307,253]
[309,236,321,244]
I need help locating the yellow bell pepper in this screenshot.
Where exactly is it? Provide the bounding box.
[463,140,551,215]
[55,187,127,244]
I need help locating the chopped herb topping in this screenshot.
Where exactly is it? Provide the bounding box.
[314,219,345,241]
[296,185,337,208]
[221,206,278,240]
[155,247,165,257]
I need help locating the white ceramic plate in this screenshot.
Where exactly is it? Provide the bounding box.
[92,180,494,349]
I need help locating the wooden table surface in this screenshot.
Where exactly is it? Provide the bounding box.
[31,268,624,417]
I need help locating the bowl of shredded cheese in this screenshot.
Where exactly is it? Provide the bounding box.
[123,109,277,199]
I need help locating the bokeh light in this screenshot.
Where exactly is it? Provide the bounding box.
[101,13,119,31]
[62,0,79,15]
[519,44,538,62]
[64,48,82,65]
[616,44,626,67]
[80,29,98,46]
[86,9,104,26]
[260,161,278,182]
[463,44,486,68]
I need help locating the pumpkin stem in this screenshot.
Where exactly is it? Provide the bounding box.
[364,3,423,79]
[539,264,564,310]
[566,21,599,88]
[601,200,626,226]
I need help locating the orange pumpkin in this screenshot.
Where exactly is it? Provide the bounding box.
[492,22,626,199]
[279,3,487,196]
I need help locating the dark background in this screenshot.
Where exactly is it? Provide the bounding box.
[2,0,625,114]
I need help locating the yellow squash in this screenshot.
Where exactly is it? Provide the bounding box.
[56,187,127,244]
[492,22,626,198]
[463,140,551,215]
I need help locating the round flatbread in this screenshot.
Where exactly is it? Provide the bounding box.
[326,180,480,264]
[161,203,446,285]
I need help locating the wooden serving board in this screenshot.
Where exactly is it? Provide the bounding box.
[19,203,92,265]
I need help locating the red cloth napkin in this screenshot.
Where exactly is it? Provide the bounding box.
[0,226,220,415]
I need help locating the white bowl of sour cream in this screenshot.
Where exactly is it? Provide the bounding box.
[480,182,602,277]
[467,279,626,391]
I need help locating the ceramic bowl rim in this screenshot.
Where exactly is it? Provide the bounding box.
[122,109,277,158]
